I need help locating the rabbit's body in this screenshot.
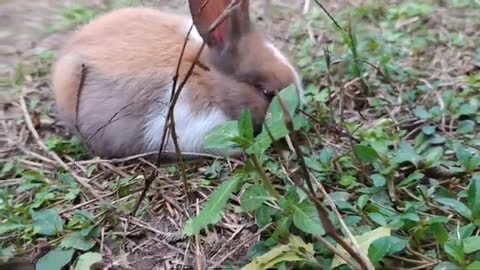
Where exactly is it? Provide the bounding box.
[53,3,301,158]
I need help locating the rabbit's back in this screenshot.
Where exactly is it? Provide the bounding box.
[52,7,220,158]
[60,7,203,76]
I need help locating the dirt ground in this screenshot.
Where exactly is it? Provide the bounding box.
[0,0,307,269]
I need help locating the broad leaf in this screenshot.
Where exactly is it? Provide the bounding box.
[434,262,460,270]
[368,212,387,226]
[240,185,271,212]
[0,223,26,235]
[204,121,241,150]
[0,245,15,263]
[444,241,465,265]
[239,110,254,142]
[435,198,472,220]
[370,174,386,187]
[32,209,63,236]
[455,144,472,167]
[392,142,422,165]
[60,232,96,251]
[242,235,315,270]
[332,227,390,268]
[431,223,449,245]
[36,248,74,270]
[292,200,325,236]
[467,261,480,270]
[354,145,380,163]
[424,147,444,167]
[183,177,241,236]
[464,236,480,254]
[458,120,475,134]
[319,147,335,165]
[256,205,272,228]
[247,85,302,155]
[74,252,103,270]
[468,176,480,219]
[368,236,392,263]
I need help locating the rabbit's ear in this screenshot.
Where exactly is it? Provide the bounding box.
[189,0,251,49]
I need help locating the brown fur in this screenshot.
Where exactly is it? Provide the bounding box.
[52,3,299,158]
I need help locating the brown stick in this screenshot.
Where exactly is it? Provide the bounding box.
[133,0,243,215]
[276,96,373,270]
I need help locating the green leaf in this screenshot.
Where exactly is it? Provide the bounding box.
[464,236,480,254]
[399,172,424,187]
[242,235,315,270]
[0,223,26,235]
[0,245,15,263]
[183,177,241,236]
[459,103,477,116]
[339,175,355,187]
[204,121,241,150]
[444,241,465,265]
[368,212,387,226]
[414,106,431,119]
[256,205,272,228]
[36,248,74,270]
[467,156,480,172]
[238,110,254,142]
[32,209,64,236]
[332,227,390,268]
[424,147,444,166]
[422,125,436,135]
[368,236,392,263]
[468,176,480,219]
[435,198,472,220]
[431,223,449,244]
[458,224,476,239]
[292,200,325,236]
[246,132,273,155]
[370,174,386,187]
[467,261,480,270]
[319,147,335,165]
[457,120,475,135]
[434,262,460,270]
[354,145,380,163]
[240,185,271,212]
[60,232,96,251]
[387,237,408,255]
[357,194,369,210]
[392,142,422,165]
[248,85,301,155]
[455,144,473,168]
[305,157,324,172]
[74,252,103,270]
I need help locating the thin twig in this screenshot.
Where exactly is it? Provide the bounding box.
[211,223,272,268]
[20,95,103,201]
[277,96,373,270]
[312,0,344,31]
[133,0,244,215]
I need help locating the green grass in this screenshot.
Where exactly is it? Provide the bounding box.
[2,0,480,269]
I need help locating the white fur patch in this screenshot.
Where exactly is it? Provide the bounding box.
[265,42,305,102]
[144,88,229,153]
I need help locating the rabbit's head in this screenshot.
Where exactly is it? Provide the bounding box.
[189,0,303,99]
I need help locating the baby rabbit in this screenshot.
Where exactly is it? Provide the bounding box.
[52,0,302,158]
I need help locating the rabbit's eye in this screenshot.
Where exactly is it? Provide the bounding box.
[257,86,277,98]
